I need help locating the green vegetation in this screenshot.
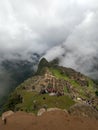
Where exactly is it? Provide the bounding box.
[50,68,80,87]
[2,58,98,115]
[3,91,22,112]
[50,67,97,99]
[70,80,79,87]
[95,91,98,96]
[50,68,69,80]
[87,78,96,95]
[3,88,75,114]
[21,91,74,112]
[64,86,68,93]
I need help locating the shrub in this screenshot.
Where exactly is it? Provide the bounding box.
[95,91,98,96]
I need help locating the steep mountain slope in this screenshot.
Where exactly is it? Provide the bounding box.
[0,54,40,113]
[3,58,98,115]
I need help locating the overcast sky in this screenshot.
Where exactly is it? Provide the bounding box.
[0,0,98,77]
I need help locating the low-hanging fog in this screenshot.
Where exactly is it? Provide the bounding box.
[0,0,98,103]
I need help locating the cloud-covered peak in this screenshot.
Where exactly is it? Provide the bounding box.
[0,0,98,78]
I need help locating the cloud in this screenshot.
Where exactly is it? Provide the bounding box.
[43,0,98,78]
[0,0,98,100]
[0,0,88,58]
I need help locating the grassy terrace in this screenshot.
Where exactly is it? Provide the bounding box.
[50,67,97,98]
[50,68,69,80]
[50,68,79,87]
[16,90,75,114]
[3,84,75,114]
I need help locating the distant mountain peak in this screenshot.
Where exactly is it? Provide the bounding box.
[36,58,49,75]
[39,58,49,66]
[36,58,59,75]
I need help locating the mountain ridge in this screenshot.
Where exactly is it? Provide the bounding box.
[2,58,98,117]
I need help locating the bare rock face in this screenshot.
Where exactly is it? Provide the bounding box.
[47,108,62,112]
[2,110,14,120]
[63,109,68,113]
[37,108,46,116]
[68,103,98,119]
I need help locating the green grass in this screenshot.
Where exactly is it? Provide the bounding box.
[15,90,75,113]
[50,68,69,80]
[50,68,97,97]
[64,86,68,93]
[70,80,80,87]
[87,78,97,95]
[50,68,80,87]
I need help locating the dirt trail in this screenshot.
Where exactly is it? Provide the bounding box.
[0,110,98,130]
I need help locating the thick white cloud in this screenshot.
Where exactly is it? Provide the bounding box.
[0,0,98,78]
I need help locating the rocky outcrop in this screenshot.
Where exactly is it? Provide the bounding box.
[68,103,98,119]
[2,111,14,120]
[37,108,46,116]
[22,69,66,95]
[47,108,62,112]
